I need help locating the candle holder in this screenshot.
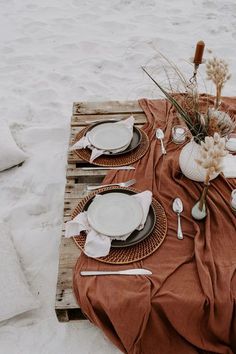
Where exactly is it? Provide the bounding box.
[231,189,236,212]
[189,60,206,85]
[172,125,188,144]
[189,40,205,85]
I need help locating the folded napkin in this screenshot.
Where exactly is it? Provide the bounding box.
[222,154,236,178]
[65,190,153,258]
[70,116,135,162]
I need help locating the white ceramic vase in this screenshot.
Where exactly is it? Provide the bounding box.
[179,139,219,182]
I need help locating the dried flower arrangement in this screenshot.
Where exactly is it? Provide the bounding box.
[142,54,235,143]
[142,46,236,219]
[193,133,228,213]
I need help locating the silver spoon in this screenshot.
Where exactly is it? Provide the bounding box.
[156,128,166,155]
[172,198,184,240]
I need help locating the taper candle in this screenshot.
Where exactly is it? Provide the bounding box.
[193,40,205,64]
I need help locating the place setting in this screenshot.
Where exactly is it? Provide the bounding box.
[70,116,150,167]
[65,186,167,264]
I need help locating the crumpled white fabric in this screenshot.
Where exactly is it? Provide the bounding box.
[222,154,236,178]
[65,190,153,258]
[70,116,135,162]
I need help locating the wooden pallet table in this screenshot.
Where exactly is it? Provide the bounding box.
[55,100,147,322]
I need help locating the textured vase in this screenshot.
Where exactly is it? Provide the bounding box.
[179,139,219,182]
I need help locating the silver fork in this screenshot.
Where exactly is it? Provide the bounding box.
[87,178,136,191]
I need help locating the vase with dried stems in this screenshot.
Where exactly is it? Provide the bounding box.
[142,53,235,181]
[142,55,235,144]
[192,184,209,220]
[191,133,228,220]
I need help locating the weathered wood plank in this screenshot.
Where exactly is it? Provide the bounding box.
[56,237,80,308]
[65,195,105,215]
[56,309,87,322]
[73,100,143,115]
[67,152,84,163]
[65,182,100,198]
[66,165,108,180]
[64,197,86,214]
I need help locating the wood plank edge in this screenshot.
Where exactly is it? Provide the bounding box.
[56,308,87,322]
[73,100,143,115]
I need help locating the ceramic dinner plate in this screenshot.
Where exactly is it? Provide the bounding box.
[86,121,142,156]
[102,141,130,155]
[87,123,133,151]
[87,192,143,237]
[83,189,156,248]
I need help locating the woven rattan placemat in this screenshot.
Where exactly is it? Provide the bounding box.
[72,187,167,264]
[73,126,149,167]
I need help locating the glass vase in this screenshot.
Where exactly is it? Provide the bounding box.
[191,184,209,220]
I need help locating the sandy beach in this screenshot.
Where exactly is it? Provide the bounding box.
[0,0,236,353]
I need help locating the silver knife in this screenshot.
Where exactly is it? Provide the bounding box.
[80,166,135,170]
[83,118,122,124]
[80,269,152,276]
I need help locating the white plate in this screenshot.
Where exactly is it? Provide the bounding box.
[88,141,130,155]
[87,193,143,237]
[87,123,133,151]
[103,142,130,154]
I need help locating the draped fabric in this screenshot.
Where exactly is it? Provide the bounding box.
[73,96,236,354]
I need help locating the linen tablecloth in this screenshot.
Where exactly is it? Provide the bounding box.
[73,96,236,354]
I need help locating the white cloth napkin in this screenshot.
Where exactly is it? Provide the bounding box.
[65,190,153,258]
[222,154,236,178]
[70,116,135,162]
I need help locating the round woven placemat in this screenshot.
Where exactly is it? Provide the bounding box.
[73,126,149,166]
[72,187,167,264]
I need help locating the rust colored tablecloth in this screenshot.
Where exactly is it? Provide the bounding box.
[73,96,236,354]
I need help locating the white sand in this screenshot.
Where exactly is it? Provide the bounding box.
[0,0,236,353]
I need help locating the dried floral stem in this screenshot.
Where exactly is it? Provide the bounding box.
[195,133,227,211]
[215,85,222,109]
[206,57,231,109]
[199,184,209,211]
[142,66,200,130]
[195,134,227,178]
